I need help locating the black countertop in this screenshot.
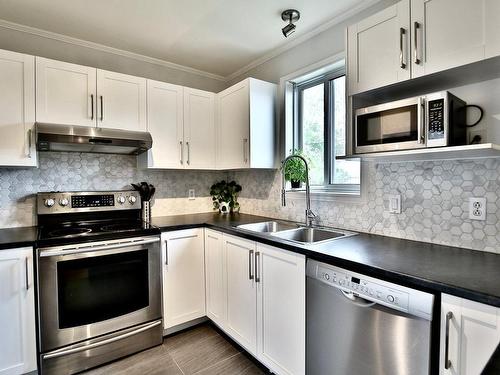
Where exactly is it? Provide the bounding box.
[0,226,38,250]
[152,212,500,308]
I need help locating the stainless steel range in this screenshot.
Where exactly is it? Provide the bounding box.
[35,190,162,375]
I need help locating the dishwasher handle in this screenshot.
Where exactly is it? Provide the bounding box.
[340,289,376,308]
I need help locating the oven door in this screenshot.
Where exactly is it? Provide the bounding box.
[37,236,161,352]
[355,96,426,154]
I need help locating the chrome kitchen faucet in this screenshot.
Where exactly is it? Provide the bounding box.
[280,154,317,227]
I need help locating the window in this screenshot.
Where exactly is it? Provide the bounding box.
[293,69,360,194]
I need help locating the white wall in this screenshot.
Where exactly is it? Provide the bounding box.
[0,24,226,92]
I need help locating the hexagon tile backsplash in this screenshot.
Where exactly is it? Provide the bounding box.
[0,152,498,253]
[230,158,500,253]
[0,152,225,228]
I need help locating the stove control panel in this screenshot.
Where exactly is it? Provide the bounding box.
[37,191,141,214]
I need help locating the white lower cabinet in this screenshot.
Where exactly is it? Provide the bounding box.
[440,294,500,375]
[256,243,306,375]
[219,233,306,375]
[224,235,258,353]
[204,229,227,328]
[161,229,206,330]
[0,247,37,375]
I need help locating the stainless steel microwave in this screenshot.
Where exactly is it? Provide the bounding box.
[354,91,466,154]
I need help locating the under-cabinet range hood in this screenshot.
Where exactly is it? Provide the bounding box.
[35,123,152,155]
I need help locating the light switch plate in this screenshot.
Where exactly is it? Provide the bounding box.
[469,197,486,220]
[188,189,196,200]
[385,194,401,214]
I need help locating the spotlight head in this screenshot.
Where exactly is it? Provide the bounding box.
[281,9,300,38]
[282,23,296,37]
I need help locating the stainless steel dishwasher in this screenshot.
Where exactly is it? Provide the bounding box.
[306,260,434,375]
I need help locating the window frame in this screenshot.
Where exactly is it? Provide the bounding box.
[292,67,360,195]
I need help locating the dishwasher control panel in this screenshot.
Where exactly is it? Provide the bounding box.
[307,260,434,320]
[317,264,410,312]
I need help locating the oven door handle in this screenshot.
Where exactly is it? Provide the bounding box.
[42,320,162,360]
[39,237,159,257]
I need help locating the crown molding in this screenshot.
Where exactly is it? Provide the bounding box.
[224,0,381,82]
[0,19,227,82]
[0,1,379,84]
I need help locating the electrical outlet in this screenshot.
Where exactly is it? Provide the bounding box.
[384,194,401,214]
[188,189,196,200]
[468,128,486,144]
[469,197,486,220]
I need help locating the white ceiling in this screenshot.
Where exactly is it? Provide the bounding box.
[0,0,373,78]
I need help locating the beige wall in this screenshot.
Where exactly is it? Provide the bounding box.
[0,26,226,92]
[226,0,398,86]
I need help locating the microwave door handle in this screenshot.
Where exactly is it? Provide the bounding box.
[418,97,426,145]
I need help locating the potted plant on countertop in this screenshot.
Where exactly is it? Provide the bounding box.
[283,149,307,189]
[210,180,242,214]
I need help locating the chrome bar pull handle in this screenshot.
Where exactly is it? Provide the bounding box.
[186,141,190,165]
[248,249,254,280]
[399,28,407,69]
[243,138,248,164]
[164,240,168,265]
[445,311,453,369]
[25,257,29,290]
[414,22,421,64]
[27,129,32,158]
[179,141,183,165]
[99,95,104,121]
[255,251,260,283]
[90,94,94,120]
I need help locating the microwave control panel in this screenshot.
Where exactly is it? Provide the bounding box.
[428,98,445,140]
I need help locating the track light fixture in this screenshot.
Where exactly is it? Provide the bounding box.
[281,9,300,37]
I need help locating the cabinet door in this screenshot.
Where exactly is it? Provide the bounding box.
[412,0,487,77]
[0,247,36,375]
[216,81,250,169]
[36,57,96,127]
[205,230,226,327]
[0,50,36,167]
[96,69,146,131]
[184,88,216,169]
[347,0,410,95]
[485,0,500,58]
[256,244,305,375]
[162,229,206,329]
[224,235,257,353]
[440,294,500,375]
[139,80,183,169]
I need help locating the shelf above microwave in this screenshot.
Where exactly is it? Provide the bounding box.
[338,143,500,163]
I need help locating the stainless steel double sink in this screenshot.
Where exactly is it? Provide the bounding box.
[236,220,355,246]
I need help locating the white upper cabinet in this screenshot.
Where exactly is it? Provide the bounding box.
[96,69,147,132]
[139,80,184,169]
[347,0,410,95]
[485,0,500,58]
[411,0,489,77]
[348,0,500,94]
[36,57,97,127]
[217,78,276,169]
[440,294,500,375]
[0,247,37,375]
[0,49,36,167]
[183,88,216,169]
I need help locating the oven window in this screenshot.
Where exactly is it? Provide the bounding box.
[57,250,149,329]
[357,105,418,146]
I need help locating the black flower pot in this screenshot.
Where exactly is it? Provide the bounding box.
[291,180,301,189]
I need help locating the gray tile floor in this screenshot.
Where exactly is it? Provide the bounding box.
[84,323,267,375]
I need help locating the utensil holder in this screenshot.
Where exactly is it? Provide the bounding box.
[142,200,151,223]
